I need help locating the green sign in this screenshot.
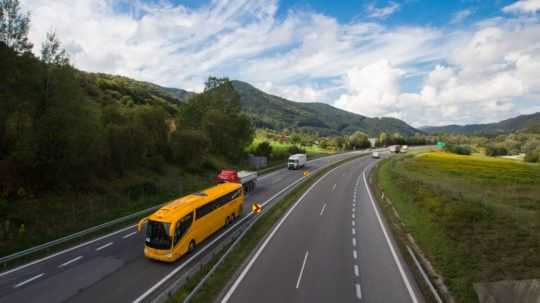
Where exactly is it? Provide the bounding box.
[436,141,446,149]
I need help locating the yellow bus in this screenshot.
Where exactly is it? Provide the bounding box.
[137,182,244,262]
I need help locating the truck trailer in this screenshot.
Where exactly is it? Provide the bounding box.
[288,154,307,170]
[216,170,258,192]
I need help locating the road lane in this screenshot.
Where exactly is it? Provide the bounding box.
[223,155,424,303]
[0,151,362,303]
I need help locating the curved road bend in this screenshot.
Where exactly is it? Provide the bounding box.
[0,152,363,303]
[221,155,424,303]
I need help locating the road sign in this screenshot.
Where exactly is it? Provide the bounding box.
[436,141,446,149]
[252,203,262,214]
[303,171,310,177]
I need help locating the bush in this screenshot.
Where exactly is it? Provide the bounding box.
[524,149,540,163]
[444,144,472,155]
[485,146,508,157]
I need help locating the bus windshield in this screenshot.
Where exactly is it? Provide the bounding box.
[145,220,171,250]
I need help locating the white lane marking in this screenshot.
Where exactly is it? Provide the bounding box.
[355,283,363,300]
[352,238,356,247]
[58,256,83,268]
[352,220,355,227]
[332,184,336,191]
[363,168,419,303]
[352,228,356,235]
[13,273,45,288]
[352,213,355,219]
[354,264,359,277]
[0,224,135,278]
[353,250,358,259]
[96,242,113,251]
[122,231,137,239]
[320,203,327,216]
[221,164,344,303]
[295,251,309,289]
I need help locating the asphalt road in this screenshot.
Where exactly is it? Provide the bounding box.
[0,151,363,303]
[221,155,424,303]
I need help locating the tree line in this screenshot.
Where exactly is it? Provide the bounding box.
[0,1,254,198]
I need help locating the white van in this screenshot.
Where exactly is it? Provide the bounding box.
[288,154,307,170]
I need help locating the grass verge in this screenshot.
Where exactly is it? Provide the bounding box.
[373,151,540,302]
[168,153,366,303]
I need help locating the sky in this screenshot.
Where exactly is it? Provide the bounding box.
[20,0,540,127]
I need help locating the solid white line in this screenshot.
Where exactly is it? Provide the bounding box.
[352,238,356,247]
[362,168,419,303]
[320,203,327,216]
[295,251,309,289]
[96,242,113,251]
[13,273,44,288]
[353,250,357,259]
[352,228,356,235]
[58,256,83,268]
[355,283,363,300]
[354,264,359,277]
[0,224,135,278]
[220,164,343,303]
[332,184,336,191]
[122,231,137,239]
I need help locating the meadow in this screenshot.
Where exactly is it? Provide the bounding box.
[375,151,540,302]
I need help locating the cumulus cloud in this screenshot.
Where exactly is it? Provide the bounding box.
[503,0,540,14]
[367,2,401,18]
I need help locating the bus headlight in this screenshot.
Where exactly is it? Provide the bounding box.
[166,253,173,258]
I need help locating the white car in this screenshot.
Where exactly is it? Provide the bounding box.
[372,151,380,159]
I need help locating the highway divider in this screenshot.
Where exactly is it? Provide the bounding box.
[166,153,369,303]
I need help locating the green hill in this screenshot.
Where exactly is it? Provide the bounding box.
[231,81,418,137]
[422,112,540,135]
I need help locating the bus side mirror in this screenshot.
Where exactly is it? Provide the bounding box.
[137,217,148,232]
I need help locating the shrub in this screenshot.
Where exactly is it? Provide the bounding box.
[288,145,306,155]
[485,146,508,157]
[524,149,540,163]
[444,144,472,155]
[253,141,272,159]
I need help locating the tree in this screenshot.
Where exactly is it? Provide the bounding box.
[379,132,388,147]
[0,0,32,53]
[40,31,69,65]
[254,141,272,159]
[348,131,370,150]
[204,76,229,91]
[170,129,210,169]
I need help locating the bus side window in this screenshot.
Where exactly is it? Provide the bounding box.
[174,212,194,246]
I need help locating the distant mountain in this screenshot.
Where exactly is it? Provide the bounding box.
[231,81,418,137]
[421,112,540,135]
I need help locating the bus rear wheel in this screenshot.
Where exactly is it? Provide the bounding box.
[188,240,196,253]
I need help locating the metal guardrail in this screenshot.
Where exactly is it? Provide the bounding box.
[0,203,164,265]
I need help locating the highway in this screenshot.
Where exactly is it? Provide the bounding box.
[0,151,364,303]
[221,155,424,303]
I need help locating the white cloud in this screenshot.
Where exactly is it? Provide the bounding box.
[450,9,473,24]
[367,2,400,18]
[18,0,540,127]
[503,0,540,14]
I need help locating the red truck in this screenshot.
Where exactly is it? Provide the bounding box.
[216,170,258,193]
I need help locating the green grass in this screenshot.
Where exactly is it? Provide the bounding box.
[375,151,540,302]
[168,154,365,303]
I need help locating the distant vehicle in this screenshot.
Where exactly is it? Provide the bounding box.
[217,169,257,192]
[372,151,380,159]
[138,182,243,262]
[388,145,401,153]
[288,154,307,170]
[401,145,409,153]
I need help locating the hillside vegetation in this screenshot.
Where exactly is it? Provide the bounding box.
[422,112,540,135]
[231,81,419,137]
[376,151,540,302]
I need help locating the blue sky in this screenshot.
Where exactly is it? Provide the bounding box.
[21,0,540,126]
